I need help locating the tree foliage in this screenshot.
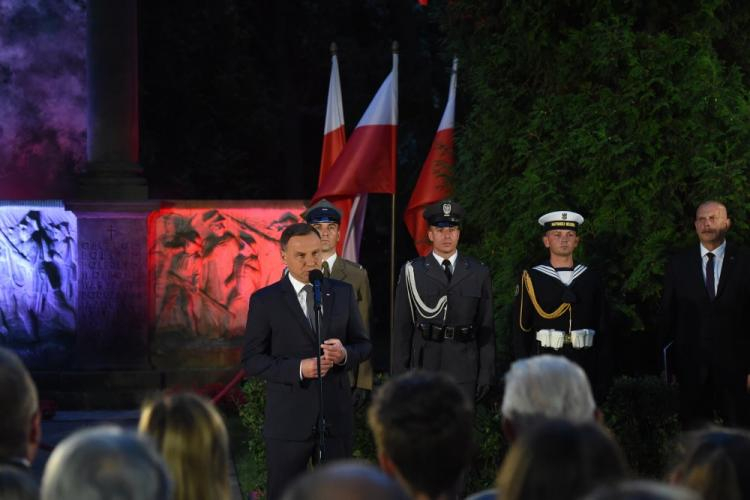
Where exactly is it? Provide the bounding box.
[440,0,750,370]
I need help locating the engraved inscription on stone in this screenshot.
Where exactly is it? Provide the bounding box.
[77,217,148,365]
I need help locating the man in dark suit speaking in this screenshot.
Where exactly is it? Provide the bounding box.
[662,200,750,427]
[242,223,371,499]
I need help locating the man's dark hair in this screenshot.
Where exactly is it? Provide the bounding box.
[0,348,38,461]
[280,223,320,251]
[367,370,474,498]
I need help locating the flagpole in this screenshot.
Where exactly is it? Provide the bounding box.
[389,41,399,365]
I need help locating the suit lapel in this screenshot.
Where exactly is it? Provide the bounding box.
[321,280,335,340]
[716,242,736,299]
[280,276,317,341]
[692,246,712,302]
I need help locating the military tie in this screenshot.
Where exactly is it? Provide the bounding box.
[705,252,715,300]
[442,259,452,282]
[302,284,315,326]
[322,261,331,278]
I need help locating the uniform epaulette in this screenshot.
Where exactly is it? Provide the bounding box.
[342,258,365,271]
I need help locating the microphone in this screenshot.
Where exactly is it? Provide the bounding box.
[309,269,324,308]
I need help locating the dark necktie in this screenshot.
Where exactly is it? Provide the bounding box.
[705,252,715,300]
[302,284,315,325]
[442,259,452,282]
[322,261,331,278]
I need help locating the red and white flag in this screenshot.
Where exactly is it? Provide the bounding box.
[313,49,398,261]
[317,48,355,257]
[313,51,398,200]
[404,58,457,255]
[318,49,347,185]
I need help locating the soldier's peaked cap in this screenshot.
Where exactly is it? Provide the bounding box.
[302,199,342,224]
[423,200,464,227]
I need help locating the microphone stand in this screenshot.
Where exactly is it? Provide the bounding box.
[312,279,326,465]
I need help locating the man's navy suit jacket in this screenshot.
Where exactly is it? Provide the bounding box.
[242,275,371,441]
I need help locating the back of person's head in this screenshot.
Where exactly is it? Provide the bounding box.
[0,465,39,500]
[583,480,700,500]
[0,348,40,463]
[501,355,596,438]
[497,419,628,500]
[41,426,171,500]
[282,460,409,500]
[671,427,750,500]
[138,392,230,500]
[367,370,474,498]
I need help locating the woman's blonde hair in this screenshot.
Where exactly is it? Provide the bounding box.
[139,392,230,500]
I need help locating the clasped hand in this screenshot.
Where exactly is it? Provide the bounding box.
[301,338,346,379]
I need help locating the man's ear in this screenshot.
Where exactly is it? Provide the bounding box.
[726,217,732,231]
[28,410,41,462]
[378,452,398,476]
[501,416,517,443]
[594,407,604,423]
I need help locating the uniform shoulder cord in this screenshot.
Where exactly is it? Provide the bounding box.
[405,261,448,325]
[518,269,572,333]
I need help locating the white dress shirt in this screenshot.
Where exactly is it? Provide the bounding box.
[323,254,337,273]
[433,250,458,274]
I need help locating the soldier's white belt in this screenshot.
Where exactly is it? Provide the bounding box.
[536,329,595,350]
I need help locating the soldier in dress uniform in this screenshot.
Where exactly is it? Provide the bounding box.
[392,200,495,402]
[303,200,374,408]
[512,211,611,402]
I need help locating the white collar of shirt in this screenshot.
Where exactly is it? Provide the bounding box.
[324,254,337,271]
[433,251,458,268]
[288,274,308,295]
[700,240,726,260]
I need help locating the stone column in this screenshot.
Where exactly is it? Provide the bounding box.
[79,0,147,199]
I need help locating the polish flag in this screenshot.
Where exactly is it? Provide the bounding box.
[313,50,398,201]
[317,47,354,257]
[404,58,457,256]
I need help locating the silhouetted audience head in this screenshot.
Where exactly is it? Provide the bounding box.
[583,480,699,500]
[497,419,628,500]
[367,370,474,499]
[138,392,230,500]
[670,427,750,500]
[0,465,39,500]
[41,426,171,500]
[281,460,408,500]
[501,355,597,441]
[0,348,40,467]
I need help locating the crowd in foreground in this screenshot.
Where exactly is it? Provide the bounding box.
[2,346,749,500]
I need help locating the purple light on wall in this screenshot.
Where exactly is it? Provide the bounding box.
[0,201,77,368]
[0,0,86,199]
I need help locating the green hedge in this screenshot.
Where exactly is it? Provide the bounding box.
[434,0,750,362]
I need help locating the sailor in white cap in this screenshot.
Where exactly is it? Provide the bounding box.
[512,211,612,402]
